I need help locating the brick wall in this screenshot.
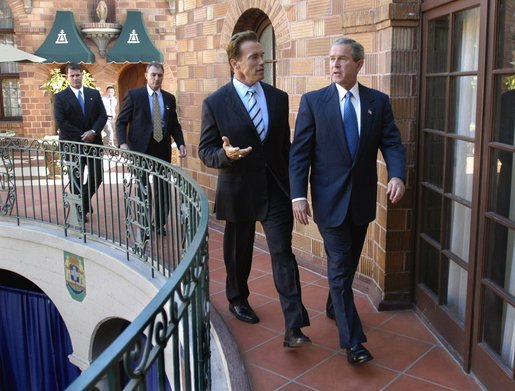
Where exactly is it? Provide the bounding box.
[10,0,419,310]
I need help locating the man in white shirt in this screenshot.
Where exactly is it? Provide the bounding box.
[101,85,117,147]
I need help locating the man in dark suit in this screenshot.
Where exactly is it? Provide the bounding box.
[116,62,187,234]
[54,63,107,223]
[199,31,310,347]
[289,37,406,364]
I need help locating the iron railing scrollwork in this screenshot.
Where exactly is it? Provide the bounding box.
[0,137,210,390]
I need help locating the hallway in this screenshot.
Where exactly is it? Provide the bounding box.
[208,225,484,390]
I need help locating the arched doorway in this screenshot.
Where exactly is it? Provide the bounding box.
[117,63,147,102]
[233,9,276,85]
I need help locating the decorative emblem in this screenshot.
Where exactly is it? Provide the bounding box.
[56,29,68,44]
[64,251,86,302]
[128,29,140,44]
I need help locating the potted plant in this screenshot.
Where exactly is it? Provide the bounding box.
[41,68,96,94]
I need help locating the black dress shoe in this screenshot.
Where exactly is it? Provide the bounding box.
[346,344,373,365]
[283,328,312,348]
[229,303,259,324]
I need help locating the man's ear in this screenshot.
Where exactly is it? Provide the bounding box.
[229,58,239,70]
[356,59,364,73]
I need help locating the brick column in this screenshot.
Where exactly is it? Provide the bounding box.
[343,0,419,310]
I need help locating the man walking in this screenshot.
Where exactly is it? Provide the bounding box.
[101,85,117,147]
[199,31,310,348]
[290,37,406,363]
[54,63,107,223]
[116,62,187,234]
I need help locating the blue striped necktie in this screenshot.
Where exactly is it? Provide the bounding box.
[344,91,359,158]
[247,89,265,142]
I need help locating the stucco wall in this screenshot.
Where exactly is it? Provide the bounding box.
[0,222,164,369]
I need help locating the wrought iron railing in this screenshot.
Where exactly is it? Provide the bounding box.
[0,137,210,390]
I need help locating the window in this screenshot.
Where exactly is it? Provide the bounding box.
[233,9,276,86]
[259,24,275,86]
[0,1,21,120]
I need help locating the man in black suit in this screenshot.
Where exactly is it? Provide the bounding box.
[290,37,406,364]
[116,62,187,234]
[54,63,107,223]
[199,31,310,347]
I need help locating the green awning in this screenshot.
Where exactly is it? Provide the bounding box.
[35,11,95,63]
[107,11,163,63]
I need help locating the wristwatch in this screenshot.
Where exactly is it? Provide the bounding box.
[91,130,96,134]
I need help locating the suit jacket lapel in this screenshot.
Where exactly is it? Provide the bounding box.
[225,84,256,133]
[140,88,152,123]
[66,87,84,118]
[83,88,93,119]
[162,92,171,133]
[357,84,375,160]
[322,84,353,164]
[262,83,276,143]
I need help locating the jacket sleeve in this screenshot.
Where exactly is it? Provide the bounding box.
[379,96,406,182]
[289,93,315,199]
[198,98,232,169]
[167,94,185,147]
[90,90,108,133]
[115,91,133,147]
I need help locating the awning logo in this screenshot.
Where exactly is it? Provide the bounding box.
[56,29,68,44]
[64,251,86,302]
[128,29,140,44]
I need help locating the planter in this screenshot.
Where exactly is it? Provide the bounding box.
[38,135,61,178]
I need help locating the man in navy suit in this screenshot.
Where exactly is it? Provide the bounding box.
[116,62,187,234]
[54,63,107,223]
[289,37,406,364]
[199,31,310,347]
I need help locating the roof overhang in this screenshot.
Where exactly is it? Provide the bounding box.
[35,11,95,64]
[106,11,163,63]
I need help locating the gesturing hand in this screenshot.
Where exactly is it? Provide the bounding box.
[222,136,252,161]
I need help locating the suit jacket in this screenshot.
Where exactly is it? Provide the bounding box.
[199,81,291,222]
[290,83,406,227]
[116,87,185,161]
[54,86,107,144]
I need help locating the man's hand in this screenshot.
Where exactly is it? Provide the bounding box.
[387,177,405,204]
[178,145,187,158]
[119,143,129,150]
[222,136,252,161]
[292,199,311,225]
[81,130,96,143]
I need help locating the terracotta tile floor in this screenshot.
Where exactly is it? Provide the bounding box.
[208,225,484,390]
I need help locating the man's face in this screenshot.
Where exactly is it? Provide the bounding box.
[231,40,265,86]
[329,44,363,90]
[106,87,115,97]
[145,65,164,91]
[67,68,83,89]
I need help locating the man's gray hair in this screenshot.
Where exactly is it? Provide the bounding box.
[332,37,365,62]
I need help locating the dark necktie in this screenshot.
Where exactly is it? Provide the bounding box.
[247,89,265,142]
[78,90,85,115]
[152,92,163,142]
[344,91,359,158]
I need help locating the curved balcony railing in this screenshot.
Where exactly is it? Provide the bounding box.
[0,137,210,390]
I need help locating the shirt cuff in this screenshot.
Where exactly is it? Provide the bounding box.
[292,197,307,203]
